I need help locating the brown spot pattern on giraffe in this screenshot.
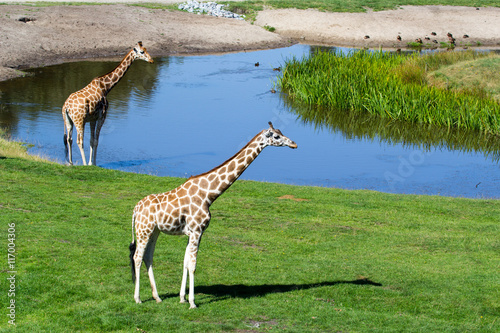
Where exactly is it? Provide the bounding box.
[130,123,297,308]
[62,41,153,166]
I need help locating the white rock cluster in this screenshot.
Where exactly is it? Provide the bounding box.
[178,1,245,20]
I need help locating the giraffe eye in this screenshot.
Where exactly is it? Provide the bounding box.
[274,135,280,139]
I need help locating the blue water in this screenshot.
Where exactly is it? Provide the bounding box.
[1,44,498,198]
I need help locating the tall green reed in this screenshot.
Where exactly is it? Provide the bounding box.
[277,49,500,134]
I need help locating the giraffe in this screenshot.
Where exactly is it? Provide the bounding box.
[129,122,297,309]
[62,41,154,166]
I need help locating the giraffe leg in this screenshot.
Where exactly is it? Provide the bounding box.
[180,231,202,309]
[88,121,96,166]
[64,123,74,165]
[89,117,105,166]
[180,248,189,304]
[144,228,162,303]
[76,125,87,166]
[133,240,147,304]
[63,110,74,165]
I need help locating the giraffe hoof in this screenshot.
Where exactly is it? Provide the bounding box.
[189,304,197,309]
[155,298,162,303]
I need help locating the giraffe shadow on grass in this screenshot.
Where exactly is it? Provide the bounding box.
[156,278,382,304]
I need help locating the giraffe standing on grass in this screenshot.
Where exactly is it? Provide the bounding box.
[62,41,154,166]
[129,122,297,309]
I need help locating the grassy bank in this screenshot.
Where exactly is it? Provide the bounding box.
[427,55,500,102]
[20,0,500,11]
[0,128,52,163]
[277,50,500,135]
[224,0,500,15]
[1,136,499,331]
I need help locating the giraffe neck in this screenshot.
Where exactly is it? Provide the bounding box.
[191,132,265,204]
[97,50,135,93]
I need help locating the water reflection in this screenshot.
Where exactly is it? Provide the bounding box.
[284,98,500,162]
[0,58,162,132]
[0,44,498,198]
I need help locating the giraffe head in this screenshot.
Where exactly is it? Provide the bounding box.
[262,122,297,149]
[132,41,154,63]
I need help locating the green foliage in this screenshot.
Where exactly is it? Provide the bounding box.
[128,3,179,10]
[277,49,500,134]
[263,25,276,32]
[0,156,499,331]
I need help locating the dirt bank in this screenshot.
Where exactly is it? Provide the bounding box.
[255,6,500,49]
[0,4,290,81]
[1,4,499,81]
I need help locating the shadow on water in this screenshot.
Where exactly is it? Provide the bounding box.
[153,278,382,304]
[282,95,500,163]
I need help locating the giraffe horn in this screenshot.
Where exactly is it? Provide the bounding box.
[137,41,143,47]
[268,121,274,129]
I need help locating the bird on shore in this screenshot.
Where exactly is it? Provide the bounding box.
[463,34,469,38]
[364,35,370,39]
[415,38,423,44]
[431,32,437,36]
[397,35,402,41]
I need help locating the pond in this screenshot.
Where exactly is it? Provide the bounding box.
[1,44,499,199]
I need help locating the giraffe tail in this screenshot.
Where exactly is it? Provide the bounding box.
[129,241,137,283]
[129,210,137,283]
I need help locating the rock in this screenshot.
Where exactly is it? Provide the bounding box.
[178,1,245,20]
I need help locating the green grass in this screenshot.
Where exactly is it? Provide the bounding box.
[1,1,500,330]
[428,55,500,102]
[1,137,499,331]
[11,1,498,15]
[225,0,500,13]
[222,1,500,23]
[277,50,500,135]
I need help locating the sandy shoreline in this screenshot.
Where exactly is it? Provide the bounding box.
[1,3,499,81]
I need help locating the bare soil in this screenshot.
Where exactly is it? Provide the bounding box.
[1,4,499,81]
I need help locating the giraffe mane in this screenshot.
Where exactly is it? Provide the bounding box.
[95,49,134,82]
[188,130,264,180]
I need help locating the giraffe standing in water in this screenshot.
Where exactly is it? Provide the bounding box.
[62,41,154,166]
[129,122,297,308]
